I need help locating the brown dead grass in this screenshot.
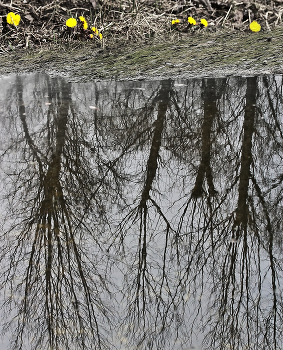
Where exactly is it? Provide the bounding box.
[0,0,283,53]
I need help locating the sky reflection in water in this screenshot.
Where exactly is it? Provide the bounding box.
[0,73,283,350]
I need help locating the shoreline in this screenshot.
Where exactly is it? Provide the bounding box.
[1,27,283,81]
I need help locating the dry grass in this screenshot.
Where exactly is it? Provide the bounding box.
[0,0,283,53]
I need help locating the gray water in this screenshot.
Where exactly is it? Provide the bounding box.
[0,73,283,350]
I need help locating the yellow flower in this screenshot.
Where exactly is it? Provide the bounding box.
[90,33,94,39]
[188,17,196,25]
[171,19,180,25]
[91,27,103,40]
[200,18,208,27]
[66,18,77,28]
[6,12,15,24]
[14,14,21,26]
[79,16,88,30]
[7,12,21,26]
[250,20,261,32]
[91,27,99,35]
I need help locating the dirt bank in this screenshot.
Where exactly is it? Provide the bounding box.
[1,26,283,81]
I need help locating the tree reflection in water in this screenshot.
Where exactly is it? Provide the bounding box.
[0,73,283,350]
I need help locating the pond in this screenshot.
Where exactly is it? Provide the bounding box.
[0,73,283,350]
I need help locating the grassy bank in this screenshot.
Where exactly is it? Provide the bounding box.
[0,24,282,81]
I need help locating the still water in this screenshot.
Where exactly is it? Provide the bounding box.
[0,73,283,350]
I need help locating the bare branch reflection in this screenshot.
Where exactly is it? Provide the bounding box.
[0,75,113,350]
[1,74,283,350]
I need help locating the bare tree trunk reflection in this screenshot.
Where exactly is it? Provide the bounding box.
[1,76,109,350]
[205,76,281,350]
[137,80,171,313]
[1,74,283,350]
[117,81,181,349]
[235,77,257,227]
[192,78,217,198]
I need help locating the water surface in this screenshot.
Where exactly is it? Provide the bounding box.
[0,73,283,350]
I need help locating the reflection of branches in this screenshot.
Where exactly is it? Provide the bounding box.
[1,74,283,350]
[136,80,171,311]
[114,76,283,349]
[203,77,282,350]
[0,76,111,350]
[174,76,283,350]
[118,81,188,349]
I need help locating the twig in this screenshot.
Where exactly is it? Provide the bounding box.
[263,11,272,31]
[215,16,224,26]
[0,3,21,11]
[222,4,232,26]
[69,8,90,12]
[202,0,213,12]
[275,10,283,25]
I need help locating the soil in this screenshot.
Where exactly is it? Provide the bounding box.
[1,0,283,81]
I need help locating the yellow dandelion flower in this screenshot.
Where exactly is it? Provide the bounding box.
[171,19,180,25]
[91,26,102,39]
[7,12,21,26]
[91,27,99,35]
[188,17,196,25]
[7,12,15,25]
[250,20,261,32]
[13,14,21,26]
[200,19,208,27]
[79,16,88,30]
[83,21,88,30]
[90,33,94,39]
[66,18,77,28]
